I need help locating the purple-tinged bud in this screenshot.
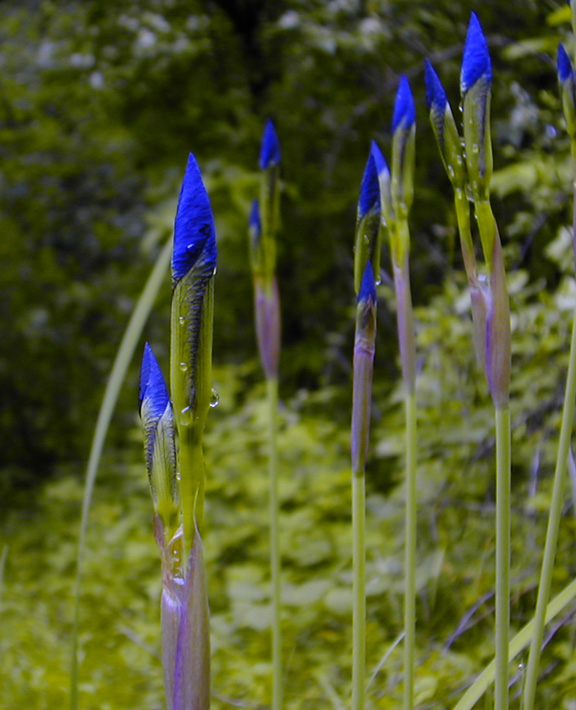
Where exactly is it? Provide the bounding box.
[485,239,511,409]
[351,263,377,475]
[254,276,281,379]
[161,526,210,710]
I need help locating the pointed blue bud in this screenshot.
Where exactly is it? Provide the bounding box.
[259,119,281,169]
[558,42,574,83]
[370,139,389,179]
[461,12,491,94]
[392,76,416,132]
[140,342,169,418]
[358,262,377,304]
[172,154,217,285]
[354,149,382,293]
[424,60,447,114]
[358,152,380,218]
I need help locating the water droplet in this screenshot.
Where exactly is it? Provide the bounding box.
[176,471,181,481]
[180,405,193,425]
[447,165,455,179]
[180,362,188,372]
[458,101,463,113]
[209,388,220,408]
[179,316,186,326]
[472,143,479,155]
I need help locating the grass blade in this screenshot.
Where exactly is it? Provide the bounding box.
[453,577,576,710]
[70,237,172,710]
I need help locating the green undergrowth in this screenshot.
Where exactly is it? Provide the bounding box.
[2,262,576,709]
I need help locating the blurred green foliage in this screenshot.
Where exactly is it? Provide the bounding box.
[3,0,576,707]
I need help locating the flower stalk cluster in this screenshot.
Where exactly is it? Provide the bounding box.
[350,77,418,710]
[140,153,217,710]
[426,15,511,710]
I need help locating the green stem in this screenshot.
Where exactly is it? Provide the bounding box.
[494,406,511,710]
[352,470,366,710]
[179,428,205,560]
[268,376,282,710]
[403,391,417,710]
[522,304,576,710]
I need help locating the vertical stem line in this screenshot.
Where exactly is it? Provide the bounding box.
[522,304,576,710]
[352,470,366,710]
[403,390,417,710]
[494,405,511,710]
[267,375,282,710]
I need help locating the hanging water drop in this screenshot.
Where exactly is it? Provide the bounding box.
[180,361,188,372]
[179,316,186,326]
[209,388,220,408]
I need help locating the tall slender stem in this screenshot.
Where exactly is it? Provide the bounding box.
[522,307,576,710]
[352,470,366,710]
[494,406,511,710]
[403,391,417,710]
[267,375,282,710]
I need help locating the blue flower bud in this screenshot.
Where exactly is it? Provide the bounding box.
[140,342,169,419]
[259,119,281,169]
[424,60,447,115]
[392,75,416,132]
[558,43,576,138]
[370,139,389,180]
[358,262,377,304]
[461,12,491,95]
[249,199,261,236]
[558,42,574,83]
[172,154,217,285]
[358,152,380,219]
[354,149,382,294]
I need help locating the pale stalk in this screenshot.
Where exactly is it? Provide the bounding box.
[403,390,417,710]
[352,470,366,710]
[494,405,511,710]
[267,375,282,710]
[522,155,576,710]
